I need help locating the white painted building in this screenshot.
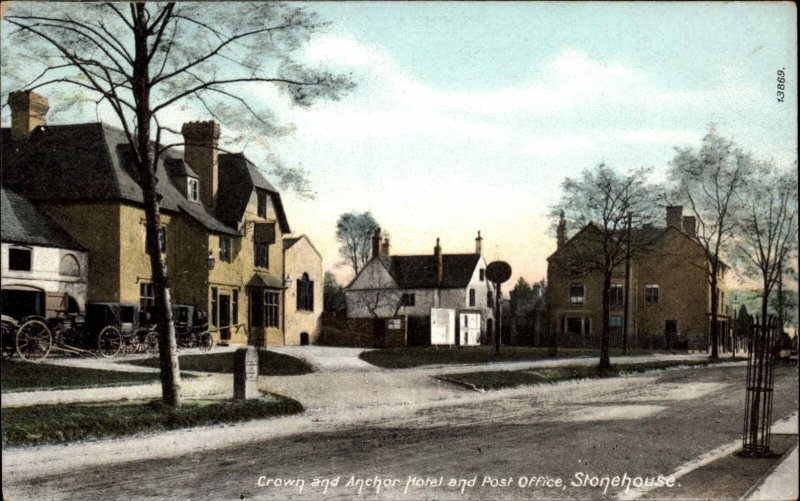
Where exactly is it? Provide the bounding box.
[345,230,495,344]
[1,187,88,319]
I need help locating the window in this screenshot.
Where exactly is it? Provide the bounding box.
[257,189,267,218]
[487,291,493,305]
[387,318,402,330]
[645,284,659,304]
[139,282,154,311]
[265,291,279,328]
[187,178,199,202]
[570,284,584,305]
[219,237,232,263]
[479,268,485,282]
[211,287,218,326]
[469,289,476,307]
[254,242,268,268]
[8,247,32,271]
[566,317,582,335]
[296,273,314,311]
[401,293,415,307]
[158,226,167,253]
[609,283,624,307]
[610,315,624,333]
[59,254,81,276]
[232,289,239,324]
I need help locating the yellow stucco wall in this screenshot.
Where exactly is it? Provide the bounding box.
[284,237,323,345]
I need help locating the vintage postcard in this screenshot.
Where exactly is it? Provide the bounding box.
[1,1,797,500]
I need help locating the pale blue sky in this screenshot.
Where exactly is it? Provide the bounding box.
[2,2,797,287]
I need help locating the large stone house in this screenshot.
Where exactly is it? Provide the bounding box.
[283,235,323,345]
[1,90,315,346]
[546,206,729,350]
[1,186,89,319]
[345,230,495,342]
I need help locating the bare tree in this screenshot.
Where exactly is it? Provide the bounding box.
[736,162,797,325]
[553,163,660,370]
[336,211,379,276]
[668,128,750,359]
[3,2,352,405]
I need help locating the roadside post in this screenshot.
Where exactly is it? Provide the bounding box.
[486,261,512,356]
[234,346,259,400]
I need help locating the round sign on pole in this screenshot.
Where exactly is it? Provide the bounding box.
[486,261,512,284]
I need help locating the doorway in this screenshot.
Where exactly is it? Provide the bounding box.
[665,320,677,349]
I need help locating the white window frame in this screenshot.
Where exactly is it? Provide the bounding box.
[187,177,199,202]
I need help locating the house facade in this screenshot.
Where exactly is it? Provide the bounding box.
[546,206,729,349]
[283,235,323,346]
[1,90,314,346]
[1,187,89,319]
[345,230,495,342]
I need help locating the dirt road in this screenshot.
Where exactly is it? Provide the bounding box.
[3,363,796,501]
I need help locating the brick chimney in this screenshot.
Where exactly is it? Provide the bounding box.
[181,121,220,209]
[381,237,390,256]
[556,210,566,249]
[434,238,443,286]
[683,216,697,238]
[475,230,483,255]
[372,227,382,259]
[666,206,683,228]
[8,91,49,141]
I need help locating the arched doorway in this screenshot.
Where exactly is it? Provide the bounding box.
[300,332,309,346]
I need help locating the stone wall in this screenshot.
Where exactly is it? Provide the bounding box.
[319,313,406,348]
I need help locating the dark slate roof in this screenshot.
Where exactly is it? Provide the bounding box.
[384,253,481,289]
[1,124,239,236]
[283,237,301,250]
[217,153,290,233]
[0,187,84,250]
[247,272,285,289]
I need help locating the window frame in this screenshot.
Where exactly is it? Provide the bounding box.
[139,282,155,312]
[645,284,660,304]
[219,236,232,263]
[265,291,279,328]
[569,284,585,305]
[8,247,32,271]
[468,288,476,307]
[256,189,267,219]
[296,273,314,312]
[609,283,624,308]
[254,242,269,268]
[401,293,416,307]
[187,177,199,202]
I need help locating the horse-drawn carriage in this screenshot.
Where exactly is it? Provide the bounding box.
[1,302,211,362]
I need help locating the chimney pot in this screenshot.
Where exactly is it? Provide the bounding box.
[181,121,220,210]
[683,216,697,238]
[372,227,382,259]
[434,238,443,286]
[666,206,683,228]
[475,230,483,255]
[381,237,390,256]
[556,210,567,249]
[8,90,50,141]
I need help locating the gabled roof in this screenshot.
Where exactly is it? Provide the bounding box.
[0,187,85,250]
[379,253,481,289]
[1,123,240,236]
[283,234,322,259]
[217,153,290,233]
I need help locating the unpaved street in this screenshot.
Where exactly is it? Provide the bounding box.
[3,359,797,501]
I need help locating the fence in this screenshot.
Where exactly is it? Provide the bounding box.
[548,332,708,352]
[741,316,779,457]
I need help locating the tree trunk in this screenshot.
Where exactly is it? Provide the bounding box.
[599,273,611,371]
[133,4,181,406]
[709,263,719,360]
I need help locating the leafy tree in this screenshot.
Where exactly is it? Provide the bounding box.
[323,271,347,315]
[553,163,660,370]
[335,211,379,276]
[3,2,352,405]
[668,128,751,359]
[736,162,798,326]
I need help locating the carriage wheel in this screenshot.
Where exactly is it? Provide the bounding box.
[97,326,123,358]
[16,319,52,362]
[199,332,213,352]
[145,331,159,354]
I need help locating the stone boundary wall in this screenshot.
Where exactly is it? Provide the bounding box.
[319,314,406,348]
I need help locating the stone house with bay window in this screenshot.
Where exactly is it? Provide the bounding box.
[1,90,319,346]
[546,206,729,350]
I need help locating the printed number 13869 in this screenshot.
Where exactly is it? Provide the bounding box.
[777,69,785,103]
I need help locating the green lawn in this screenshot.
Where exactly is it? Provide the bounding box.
[360,346,653,369]
[0,360,193,392]
[2,394,303,447]
[437,358,747,391]
[124,350,313,376]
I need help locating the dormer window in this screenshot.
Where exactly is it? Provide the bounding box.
[257,189,267,218]
[187,178,199,202]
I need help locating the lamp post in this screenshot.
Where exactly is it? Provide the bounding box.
[732,294,738,358]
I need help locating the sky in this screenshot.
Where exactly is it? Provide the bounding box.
[2,2,798,290]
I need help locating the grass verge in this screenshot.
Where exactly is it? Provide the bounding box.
[1,360,194,393]
[124,350,313,376]
[437,358,748,391]
[2,393,303,447]
[360,346,654,369]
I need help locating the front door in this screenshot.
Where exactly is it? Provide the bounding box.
[665,320,677,349]
[219,294,231,340]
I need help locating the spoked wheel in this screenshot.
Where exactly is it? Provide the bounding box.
[144,331,159,354]
[199,332,213,352]
[97,326,123,358]
[16,319,52,362]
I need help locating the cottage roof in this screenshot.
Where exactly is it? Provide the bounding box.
[383,253,481,289]
[0,186,85,250]
[283,234,322,259]
[0,123,273,236]
[216,153,290,233]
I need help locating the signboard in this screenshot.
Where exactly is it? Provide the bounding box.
[486,261,512,284]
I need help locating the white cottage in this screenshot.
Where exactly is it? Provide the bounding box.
[345,230,495,344]
[1,187,89,319]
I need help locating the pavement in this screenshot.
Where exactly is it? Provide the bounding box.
[745,413,799,501]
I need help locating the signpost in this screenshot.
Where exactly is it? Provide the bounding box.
[486,261,512,355]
